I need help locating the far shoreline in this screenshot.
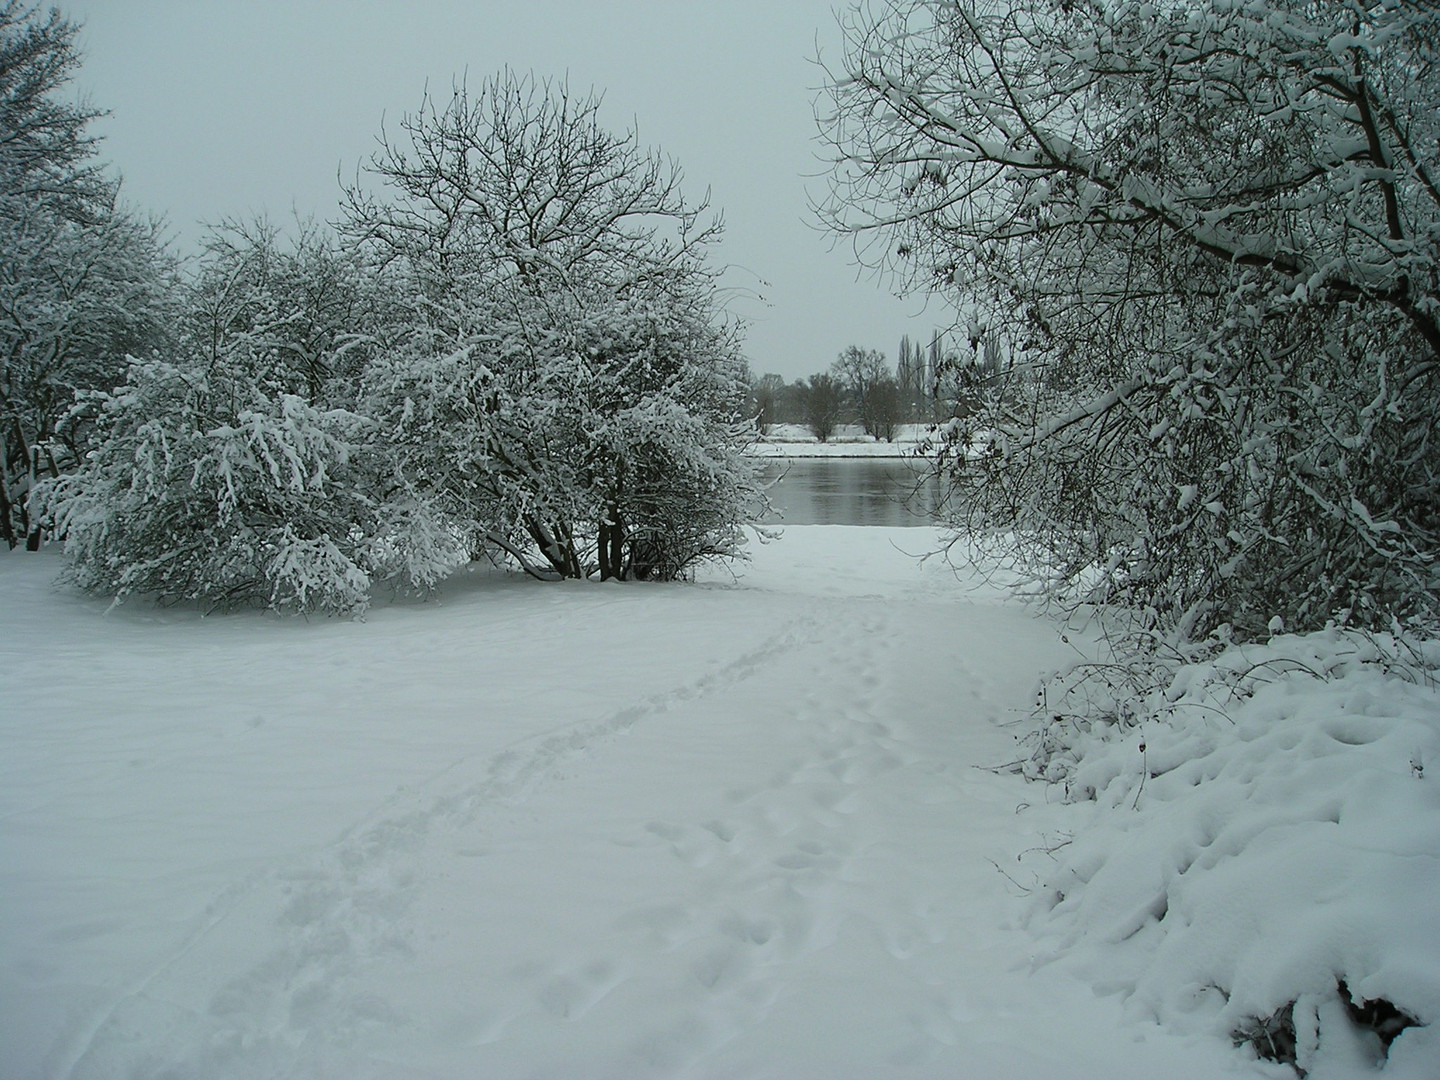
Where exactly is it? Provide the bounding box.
[749,422,927,459]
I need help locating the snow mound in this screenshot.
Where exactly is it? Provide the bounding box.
[1021,631,1440,1078]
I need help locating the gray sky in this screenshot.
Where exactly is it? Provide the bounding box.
[62,0,952,382]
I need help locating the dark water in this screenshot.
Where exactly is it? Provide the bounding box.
[758,457,941,527]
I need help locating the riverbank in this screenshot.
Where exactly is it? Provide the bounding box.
[751,422,924,457]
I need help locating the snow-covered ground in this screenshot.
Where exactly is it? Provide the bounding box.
[1019,629,1440,1079]
[2,527,1435,1078]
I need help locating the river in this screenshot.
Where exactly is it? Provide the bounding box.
[756,457,942,527]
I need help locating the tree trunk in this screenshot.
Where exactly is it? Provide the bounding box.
[0,427,16,549]
[598,500,627,581]
[526,518,583,578]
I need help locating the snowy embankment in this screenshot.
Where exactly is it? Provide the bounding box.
[750,422,924,457]
[1019,632,1440,1078]
[1,527,1435,1078]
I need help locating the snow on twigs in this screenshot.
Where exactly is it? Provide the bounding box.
[1021,630,1440,1077]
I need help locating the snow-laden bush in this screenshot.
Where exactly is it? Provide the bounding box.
[37,359,435,615]
[930,296,1440,644]
[569,292,762,581]
[348,72,762,581]
[33,72,760,607]
[1016,631,1440,1076]
[365,287,761,582]
[34,218,469,616]
[184,215,393,408]
[588,379,756,582]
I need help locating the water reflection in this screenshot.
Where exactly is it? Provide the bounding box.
[757,458,941,527]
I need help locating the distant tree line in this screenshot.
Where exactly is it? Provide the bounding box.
[751,328,1004,442]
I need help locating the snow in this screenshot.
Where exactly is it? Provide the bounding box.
[1,528,1434,1078]
[750,423,924,457]
[1020,631,1440,1079]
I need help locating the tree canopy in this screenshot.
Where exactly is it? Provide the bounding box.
[819,0,1440,641]
[344,72,759,583]
[0,1,172,549]
[41,70,761,612]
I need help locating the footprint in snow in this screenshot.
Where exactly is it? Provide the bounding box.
[690,942,755,991]
[717,912,777,946]
[646,820,723,867]
[702,818,737,842]
[773,840,840,872]
[535,958,625,1020]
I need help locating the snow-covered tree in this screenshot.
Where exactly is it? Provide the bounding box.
[0,2,173,548]
[752,372,786,434]
[831,345,898,439]
[40,360,387,614]
[40,223,459,615]
[185,216,389,406]
[818,0,1440,640]
[896,333,924,418]
[345,71,761,580]
[800,372,843,442]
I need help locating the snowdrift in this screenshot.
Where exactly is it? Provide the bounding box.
[1021,630,1440,1077]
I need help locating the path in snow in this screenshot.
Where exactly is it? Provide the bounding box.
[3,528,1256,1079]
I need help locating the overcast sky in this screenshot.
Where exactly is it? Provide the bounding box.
[61,0,952,382]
